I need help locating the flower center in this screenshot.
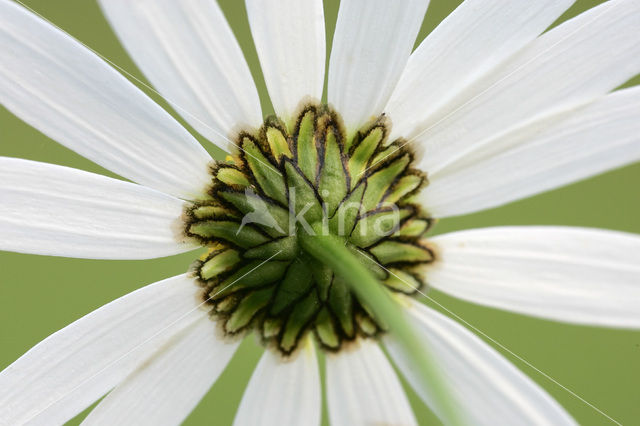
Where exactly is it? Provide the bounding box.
[185,103,434,354]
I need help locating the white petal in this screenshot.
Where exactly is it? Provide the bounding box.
[0,0,212,199]
[83,317,238,426]
[427,226,640,328]
[385,299,576,425]
[246,0,325,123]
[0,274,207,426]
[0,157,196,259]
[421,86,640,217]
[98,0,262,151]
[386,0,574,141]
[326,339,416,426]
[413,0,640,176]
[233,336,320,426]
[327,0,429,133]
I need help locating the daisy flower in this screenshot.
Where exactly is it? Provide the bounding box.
[1,0,639,425]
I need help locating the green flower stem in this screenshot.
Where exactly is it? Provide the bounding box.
[299,226,460,425]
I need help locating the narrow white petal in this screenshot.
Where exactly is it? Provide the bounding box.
[427,226,640,328]
[83,317,238,426]
[385,299,576,425]
[422,86,640,217]
[326,339,416,426]
[0,158,196,259]
[0,0,212,199]
[233,336,320,426]
[0,274,207,426]
[98,0,262,151]
[386,0,574,141]
[413,0,640,176]
[328,0,429,133]
[246,0,325,123]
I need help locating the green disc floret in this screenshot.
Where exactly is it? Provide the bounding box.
[185,103,434,354]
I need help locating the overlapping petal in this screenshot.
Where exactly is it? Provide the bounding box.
[83,317,238,426]
[98,0,262,151]
[385,299,576,425]
[393,0,640,207]
[386,0,574,141]
[0,274,206,425]
[421,86,640,217]
[0,0,212,199]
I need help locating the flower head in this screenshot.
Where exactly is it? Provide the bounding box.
[1,0,639,425]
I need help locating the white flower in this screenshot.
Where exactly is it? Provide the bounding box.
[1,0,639,425]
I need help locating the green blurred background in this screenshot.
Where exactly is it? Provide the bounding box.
[1,0,638,424]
